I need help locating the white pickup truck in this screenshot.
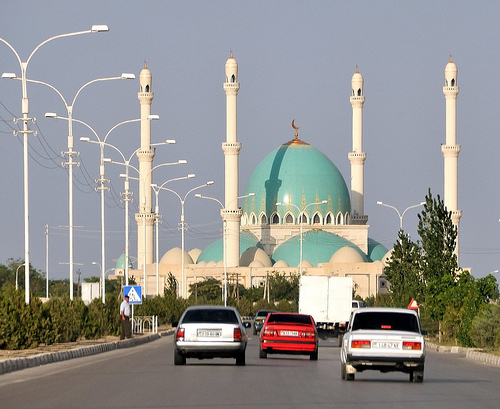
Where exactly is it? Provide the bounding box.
[340,307,426,382]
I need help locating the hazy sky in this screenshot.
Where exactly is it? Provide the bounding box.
[1,1,499,281]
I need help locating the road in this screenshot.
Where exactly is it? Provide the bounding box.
[0,334,499,409]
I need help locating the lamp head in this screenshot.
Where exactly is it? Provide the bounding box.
[44,112,57,118]
[80,137,91,142]
[206,181,214,186]
[121,73,135,80]
[1,73,17,79]
[91,25,109,32]
[178,159,187,164]
[165,139,176,144]
[187,174,195,178]
[148,114,160,120]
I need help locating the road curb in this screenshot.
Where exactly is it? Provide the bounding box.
[0,330,174,375]
[426,341,500,367]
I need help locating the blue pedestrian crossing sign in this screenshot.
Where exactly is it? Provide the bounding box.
[124,286,142,304]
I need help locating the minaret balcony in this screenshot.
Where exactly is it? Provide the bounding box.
[441,145,461,157]
[222,142,241,154]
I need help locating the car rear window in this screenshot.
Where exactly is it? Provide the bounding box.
[256,311,273,318]
[267,313,312,325]
[351,312,420,333]
[182,309,239,324]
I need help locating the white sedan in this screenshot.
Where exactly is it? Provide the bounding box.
[340,307,426,382]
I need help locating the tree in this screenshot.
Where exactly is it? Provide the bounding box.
[269,272,299,302]
[383,230,424,308]
[417,190,459,333]
[188,278,221,303]
[164,273,178,297]
[418,189,459,287]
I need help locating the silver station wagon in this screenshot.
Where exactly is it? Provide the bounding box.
[173,305,249,366]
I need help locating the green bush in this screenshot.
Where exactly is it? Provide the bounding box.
[471,303,500,349]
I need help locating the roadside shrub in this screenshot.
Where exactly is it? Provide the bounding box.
[0,286,42,349]
[44,296,83,343]
[471,303,500,349]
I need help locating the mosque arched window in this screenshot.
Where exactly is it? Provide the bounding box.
[260,213,268,225]
[285,212,294,224]
[298,213,308,224]
[271,212,280,225]
[345,213,351,225]
[231,74,236,83]
[357,88,362,96]
[145,84,150,92]
[313,212,321,224]
[336,212,343,225]
[325,212,334,225]
[451,78,455,86]
[250,213,257,225]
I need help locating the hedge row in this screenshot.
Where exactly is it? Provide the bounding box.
[0,285,121,350]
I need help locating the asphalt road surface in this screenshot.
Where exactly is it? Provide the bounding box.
[0,334,499,409]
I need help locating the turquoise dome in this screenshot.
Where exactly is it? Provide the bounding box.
[367,238,389,262]
[197,230,262,263]
[115,252,133,269]
[241,138,350,220]
[272,230,369,267]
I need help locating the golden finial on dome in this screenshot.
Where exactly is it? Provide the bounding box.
[356,65,359,73]
[449,54,453,62]
[292,119,300,139]
[230,49,233,58]
[144,60,148,68]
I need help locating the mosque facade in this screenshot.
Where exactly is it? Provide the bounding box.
[113,56,460,300]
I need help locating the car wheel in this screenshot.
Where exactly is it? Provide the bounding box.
[236,351,246,366]
[174,350,186,366]
[411,370,424,383]
[310,348,318,361]
[341,362,346,379]
[259,348,267,359]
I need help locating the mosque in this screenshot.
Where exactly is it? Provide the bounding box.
[112,55,461,300]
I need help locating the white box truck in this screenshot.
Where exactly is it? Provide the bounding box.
[299,276,353,341]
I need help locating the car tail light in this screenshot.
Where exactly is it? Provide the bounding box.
[176,327,185,341]
[234,328,242,341]
[351,340,371,348]
[403,341,422,350]
[262,327,275,337]
[303,330,316,338]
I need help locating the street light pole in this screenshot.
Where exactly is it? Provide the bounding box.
[100,132,170,288]
[376,201,425,230]
[76,116,159,302]
[0,25,109,303]
[156,182,214,298]
[195,192,255,306]
[42,74,134,300]
[151,174,195,296]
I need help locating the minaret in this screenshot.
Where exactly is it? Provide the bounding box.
[222,52,242,267]
[349,67,368,225]
[442,56,461,262]
[135,63,155,274]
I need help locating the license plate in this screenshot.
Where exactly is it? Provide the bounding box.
[280,330,299,337]
[197,329,221,337]
[372,341,400,349]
